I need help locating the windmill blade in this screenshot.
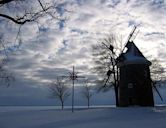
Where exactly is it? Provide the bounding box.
[103,75,110,87]
[120,26,137,54]
[103,69,114,86]
[152,84,163,101]
[131,29,139,41]
[127,26,137,42]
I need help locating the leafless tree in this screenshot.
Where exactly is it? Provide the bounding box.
[0,0,69,46]
[150,59,166,86]
[92,32,166,106]
[82,80,93,108]
[0,0,65,25]
[0,0,68,85]
[50,78,70,110]
[0,36,14,86]
[92,33,123,106]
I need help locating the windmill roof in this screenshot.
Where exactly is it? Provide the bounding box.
[117,41,151,67]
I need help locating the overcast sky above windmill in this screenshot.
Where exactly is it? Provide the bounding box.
[0,0,166,105]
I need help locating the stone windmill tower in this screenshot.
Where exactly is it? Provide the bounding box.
[117,27,154,106]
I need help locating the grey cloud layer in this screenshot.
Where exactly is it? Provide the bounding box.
[0,0,166,99]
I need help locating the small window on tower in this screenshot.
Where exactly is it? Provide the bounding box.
[128,83,133,89]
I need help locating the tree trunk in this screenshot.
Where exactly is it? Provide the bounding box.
[88,98,90,108]
[115,66,119,107]
[111,58,119,107]
[61,100,64,110]
[114,86,119,107]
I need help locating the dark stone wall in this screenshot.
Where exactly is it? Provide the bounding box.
[119,64,154,107]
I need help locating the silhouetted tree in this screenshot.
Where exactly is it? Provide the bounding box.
[150,59,166,86]
[92,33,123,106]
[0,0,68,46]
[82,80,93,108]
[0,36,14,86]
[0,0,64,25]
[0,0,67,85]
[50,78,70,110]
[92,32,166,106]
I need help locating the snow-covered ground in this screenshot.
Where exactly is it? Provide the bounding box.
[0,87,166,128]
[0,106,166,128]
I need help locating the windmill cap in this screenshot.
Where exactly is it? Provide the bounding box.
[117,41,151,67]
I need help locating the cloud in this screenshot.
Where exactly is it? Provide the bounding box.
[1,0,166,102]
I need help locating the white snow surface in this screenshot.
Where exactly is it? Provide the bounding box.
[0,106,166,128]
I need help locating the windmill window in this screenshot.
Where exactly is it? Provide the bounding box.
[128,83,133,89]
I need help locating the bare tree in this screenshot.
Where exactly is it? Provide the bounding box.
[150,59,166,86]
[0,0,68,85]
[92,33,122,106]
[92,31,166,106]
[0,0,69,48]
[50,78,70,110]
[0,36,14,86]
[82,80,93,108]
[0,0,65,25]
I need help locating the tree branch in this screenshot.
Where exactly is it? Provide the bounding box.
[38,0,46,11]
[0,3,61,25]
[0,0,15,5]
[0,13,32,24]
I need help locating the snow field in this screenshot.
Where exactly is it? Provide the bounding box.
[0,106,166,128]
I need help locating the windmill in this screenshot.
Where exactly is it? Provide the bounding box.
[121,26,163,102]
[102,26,163,106]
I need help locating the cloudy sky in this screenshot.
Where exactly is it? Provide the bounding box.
[0,0,166,105]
